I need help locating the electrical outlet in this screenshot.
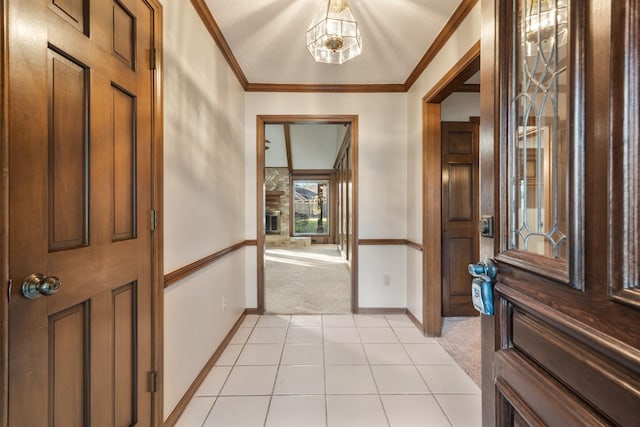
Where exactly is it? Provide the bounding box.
[222,297,227,312]
[383,274,391,287]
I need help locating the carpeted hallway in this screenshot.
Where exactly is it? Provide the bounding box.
[265,245,351,314]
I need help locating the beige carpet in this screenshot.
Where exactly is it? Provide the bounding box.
[436,316,482,386]
[265,245,351,314]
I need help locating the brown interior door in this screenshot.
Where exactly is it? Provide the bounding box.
[481,0,640,425]
[8,0,157,425]
[441,121,479,317]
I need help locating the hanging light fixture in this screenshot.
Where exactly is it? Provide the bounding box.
[306,0,362,65]
[524,0,568,55]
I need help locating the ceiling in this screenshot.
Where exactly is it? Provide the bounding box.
[265,124,347,170]
[202,0,467,86]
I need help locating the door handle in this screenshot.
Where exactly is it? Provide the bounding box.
[468,260,497,280]
[468,260,497,316]
[21,273,62,300]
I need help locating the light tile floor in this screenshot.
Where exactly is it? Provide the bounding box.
[176,314,481,427]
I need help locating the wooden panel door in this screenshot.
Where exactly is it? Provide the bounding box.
[441,121,479,317]
[480,0,640,425]
[7,0,159,425]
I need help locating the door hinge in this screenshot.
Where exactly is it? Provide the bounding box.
[7,279,12,303]
[150,48,157,70]
[150,210,157,231]
[149,371,158,393]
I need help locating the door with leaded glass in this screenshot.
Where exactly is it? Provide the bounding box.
[480,0,640,424]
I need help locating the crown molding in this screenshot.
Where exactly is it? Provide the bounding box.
[404,0,479,91]
[191,0,479,93]
[190,0,249,90]
[423,40,480,103]
[246,83,406,93]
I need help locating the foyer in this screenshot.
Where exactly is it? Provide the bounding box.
[176,314,480,427]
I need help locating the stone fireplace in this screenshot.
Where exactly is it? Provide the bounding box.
[265,167,310,248]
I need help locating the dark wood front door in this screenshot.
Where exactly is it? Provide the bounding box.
[481,0,640,425]
[7,0,159,425]
[441,121,479,317]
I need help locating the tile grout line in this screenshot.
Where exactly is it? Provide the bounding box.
[396,315,473,427]
[432,393,456,427]
[197,396,217,427]
[369,315,393,427]
[190,313,478,426]
[201,315,257,426]
[322,314,329,427]
[398,335,436,396]
[394,317,461,427]
[263,315,290,427]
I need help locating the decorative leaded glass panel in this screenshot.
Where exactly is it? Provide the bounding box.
[609,0,640,306]
[510,0,569,260]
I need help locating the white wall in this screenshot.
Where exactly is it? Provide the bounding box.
[163,255,246,418]
[406,4,482,324]
[265,124,349,170]
[289,124,341,170]
[358,246,408,308]
[245,92,408,309]
[264,124,287,167]
[441,92,480,122]
[163,1,246,419]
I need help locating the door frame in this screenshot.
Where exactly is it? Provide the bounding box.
[422,42,480,336]
[1,0,9,422]
[149,1,164,422]
[0,0,164,423]
[256,115,359,314]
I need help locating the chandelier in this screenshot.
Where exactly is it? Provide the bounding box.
[306,0,362,65]
[524,0,568,55]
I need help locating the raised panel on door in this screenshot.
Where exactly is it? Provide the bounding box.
[49,303,89,427]
[443,237,476,316]
[111,84,137,242]
[112,0,136,69]
[49,0,89,34]
[7,0,157,425]
[113,283,138,426]
[448,163,473,221]
[447,129,474,154]
[47,48,89,251]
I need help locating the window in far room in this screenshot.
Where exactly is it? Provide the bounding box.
[293,179,330,236]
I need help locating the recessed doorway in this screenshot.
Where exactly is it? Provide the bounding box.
[256,116,359,314]
[423,42,480,336]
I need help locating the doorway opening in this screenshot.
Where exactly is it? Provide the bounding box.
[422,41,481,388]
[256,116,359,314]
[422,41,480,336]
